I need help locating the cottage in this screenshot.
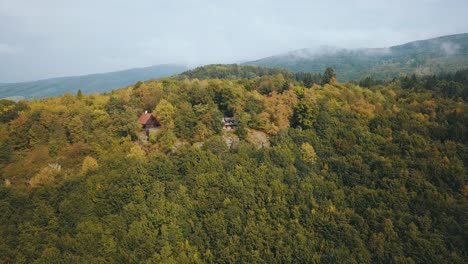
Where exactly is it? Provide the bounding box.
[138,111,160,129]
[222,117,237,130]
[138,111,160,134]
[138,111,160,141]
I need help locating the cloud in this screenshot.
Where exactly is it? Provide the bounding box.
[440,42,461,55]
[0,0,468,82]
[360,47,392,56]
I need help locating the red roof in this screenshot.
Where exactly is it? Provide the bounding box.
[138,113,154,125]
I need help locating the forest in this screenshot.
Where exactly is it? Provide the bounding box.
[245,33,468,81]
[0,65,466,263]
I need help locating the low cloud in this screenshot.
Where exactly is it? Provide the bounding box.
[1,0,468,82]
[286,46,393,61]
[440,42,461,55]
[360,47,392,56]
[286,46,346,60]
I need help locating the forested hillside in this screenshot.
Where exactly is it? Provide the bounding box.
[0,64,188,99]
[179,64,323,88]
[0,66,466,263]
[245,33,468,81]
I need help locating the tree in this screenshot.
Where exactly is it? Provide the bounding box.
[127,145,146,161]
[234,112,249,139]
[133,81,152,110]
[67,116,85,143]
[0,139,12,165]
[300,142,317,164]
[322,67,337,85]
[158,130,177,152]
[81,156,98,174]
[77,89,83,99]
[154,99,175,129]
[112,107,139,138]
[105,97,127,116]
[28,123,48,145]
[291,89,317,130]
[202,136,229,154]
[174,102,197,140]
[29,166,61,188]
[0,100,28,123]
[303,73,314,88]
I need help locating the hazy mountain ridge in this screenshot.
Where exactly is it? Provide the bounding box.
[0,64,188,99]
[245,33,468,81]
[2,34,467,99]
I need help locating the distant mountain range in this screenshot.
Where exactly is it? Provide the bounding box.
[0,64,188,99]
[244,33,468,81]
[1,34,468,100]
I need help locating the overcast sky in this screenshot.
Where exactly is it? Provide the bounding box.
[0,0,467,82]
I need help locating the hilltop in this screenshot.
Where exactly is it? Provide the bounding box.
[0,67,466,263]
[0,64,188,99]
[245,33,468,81]
[2,34,468,100]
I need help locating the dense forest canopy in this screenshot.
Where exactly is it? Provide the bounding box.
[358,68,468,100]
[0,66,467,263]
[178,64,323,88]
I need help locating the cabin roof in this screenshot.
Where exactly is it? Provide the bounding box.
[138,113,155,125]
[222,116,237,126]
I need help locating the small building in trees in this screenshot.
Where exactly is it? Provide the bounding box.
[222,117,237,130]
[138,111,160,129]
[138,111,160,141]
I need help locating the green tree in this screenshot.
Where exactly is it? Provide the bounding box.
[77,89,83,99]
[291,90,317,130]
[105,97,126,115]
[67,116,85,143]
[154,99,175,129]
[300,142,317,163]
[322,67,337,85]
[0,139,12,165]
[28,123,48,145]
[174,102,197,140]
[159,130,177,152]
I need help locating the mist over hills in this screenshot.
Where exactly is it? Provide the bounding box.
[0,64,188,99]
[244,33,468,81]
[1,34,468,100]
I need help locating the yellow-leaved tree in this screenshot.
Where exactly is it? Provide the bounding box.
[81,156,98,175]
[301,142,318,164]
[154,99,175,129]
[153,99,177,151]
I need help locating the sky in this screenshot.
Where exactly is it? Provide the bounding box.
[0,0,467,82]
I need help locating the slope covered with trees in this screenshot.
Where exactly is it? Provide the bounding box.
[245,33,468,81]
[0,67,466,263]
[179,64,323,88]
[0,64,188,99]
